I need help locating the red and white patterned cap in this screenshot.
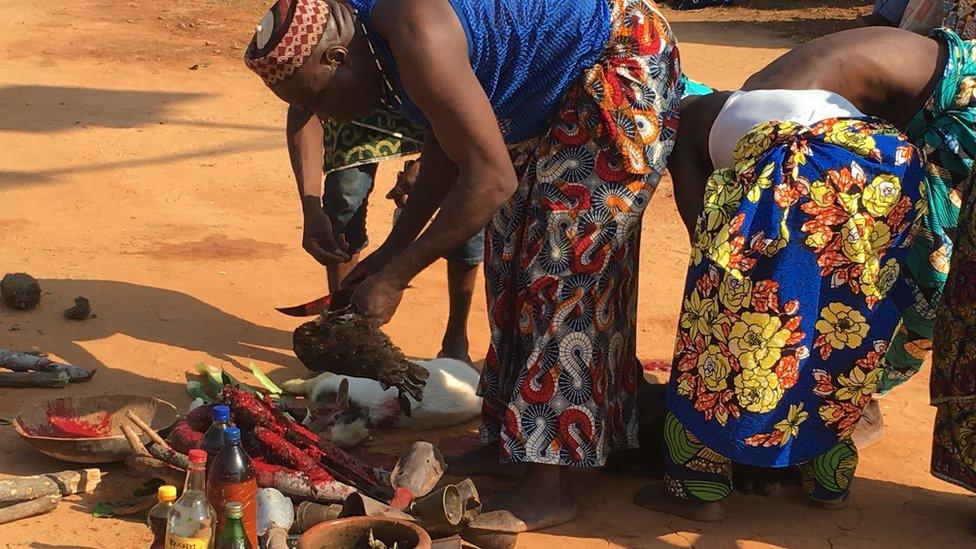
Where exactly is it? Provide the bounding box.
[244,0,330,87]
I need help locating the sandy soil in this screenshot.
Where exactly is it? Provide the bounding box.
[0,0,973,547]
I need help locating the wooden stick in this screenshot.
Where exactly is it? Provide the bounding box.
[0,348,95,382]
[0,469,102,503]
[0,371,69,388]
[125,410,169,448]
[120,423,149,457]
[146,442,190,470]
[0,495,60,525]
[124,455,185,486]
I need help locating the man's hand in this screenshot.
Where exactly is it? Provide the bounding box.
[301,197,350,266]
[350,271,404,326]
[386,158,421,207]
[340,242,398,290]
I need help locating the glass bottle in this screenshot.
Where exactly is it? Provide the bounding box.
[204,405,233,469]
[148,485,176,549]
[215,501,253,549]
[207,427,258,548]
[166,449,215,549]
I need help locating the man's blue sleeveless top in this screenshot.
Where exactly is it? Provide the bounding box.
[348,0,611,143]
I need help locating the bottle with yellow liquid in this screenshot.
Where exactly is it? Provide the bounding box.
[166,449,215,548]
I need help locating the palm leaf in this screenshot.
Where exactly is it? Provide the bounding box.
[248,362,283,395]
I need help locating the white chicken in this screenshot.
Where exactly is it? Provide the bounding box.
[283,358,482,448]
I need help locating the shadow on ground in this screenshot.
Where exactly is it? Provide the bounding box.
[0,278,295,374]
[0,85,276,133]
[515,472,976,547]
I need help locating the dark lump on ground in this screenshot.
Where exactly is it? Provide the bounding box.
[1,272,41,310]
[63,296,92,320]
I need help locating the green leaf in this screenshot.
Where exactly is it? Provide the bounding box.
[186,380,212,403]
[221,369,259,395]
[248,362,283,395]
[200,363,226,397]
[0,417,12,426]
[92,501,115,518]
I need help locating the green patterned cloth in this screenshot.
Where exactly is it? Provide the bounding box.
[662,412,857,504]
[322,108,424,174]
[879,28,976,393]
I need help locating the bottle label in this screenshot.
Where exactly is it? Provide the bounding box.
[165,535,209,549]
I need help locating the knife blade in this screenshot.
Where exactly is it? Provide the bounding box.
[275,294,332,317]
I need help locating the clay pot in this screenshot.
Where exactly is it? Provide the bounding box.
[297,516,432,549]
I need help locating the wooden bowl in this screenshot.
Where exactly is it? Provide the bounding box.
[13,395,178,463]
[297,516,432,549]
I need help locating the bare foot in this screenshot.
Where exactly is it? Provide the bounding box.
[633,481,726,522]
[446,443,527,477]
[481,464,578,531]
[852,399,885,451]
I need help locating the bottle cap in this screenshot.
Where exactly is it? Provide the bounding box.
[223,426,242,445]
[188,449,207,464]
[225,501,243,519]
[157,485,177,502]
[212,405,231,422]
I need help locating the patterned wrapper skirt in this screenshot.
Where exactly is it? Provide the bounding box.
[878,29,976,393]
[931,181,976,493]
[478,0,682,467]
[666,118,923,467]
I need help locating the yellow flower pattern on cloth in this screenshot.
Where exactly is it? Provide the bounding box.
[728,312,791,371]
[863,175,903,217]
[680,290,719,341]
[816,303,870,351]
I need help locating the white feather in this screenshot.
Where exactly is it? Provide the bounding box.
[324,416,371,449]
[307,358,482,429]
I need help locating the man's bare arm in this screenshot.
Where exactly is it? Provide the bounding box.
[372,0,516,288]
[287,105,349,265]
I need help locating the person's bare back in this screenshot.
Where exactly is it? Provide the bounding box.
[742,27,946,129]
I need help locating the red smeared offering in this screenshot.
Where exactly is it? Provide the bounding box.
[167,386,380,493]
[252,426,331,482]
[27,400,112,438]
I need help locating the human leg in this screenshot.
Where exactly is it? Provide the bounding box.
[480,463,578,531]
[440,231,484,363]
[634,412,730,522]
[322,163,377,290]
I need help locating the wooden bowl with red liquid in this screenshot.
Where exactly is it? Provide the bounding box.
[14,395,178,463]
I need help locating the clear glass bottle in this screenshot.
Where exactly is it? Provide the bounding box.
[204,405,233,469]
[166,449,215,549]
[207,427,258,548]
[148,485,176,549]
[214,501,253,549]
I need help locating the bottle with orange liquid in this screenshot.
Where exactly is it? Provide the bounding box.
[207,426,258,548]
